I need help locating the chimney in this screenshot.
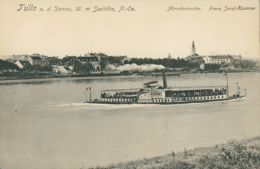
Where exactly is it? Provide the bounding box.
[162,69,167,88]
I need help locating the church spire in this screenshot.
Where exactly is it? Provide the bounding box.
[191,40,196,56]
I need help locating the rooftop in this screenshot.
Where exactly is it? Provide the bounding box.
[19,60,31,66]
[30,56,42,60]
[167,86,227,91]
[207,56,233,59]
[101,88,141,92]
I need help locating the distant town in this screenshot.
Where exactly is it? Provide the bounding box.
[0,41,259,80]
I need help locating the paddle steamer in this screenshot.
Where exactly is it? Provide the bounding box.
[86,71,246,104]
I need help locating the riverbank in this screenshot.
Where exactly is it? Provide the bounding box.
[90,136,260,169]
[0,71,258,82]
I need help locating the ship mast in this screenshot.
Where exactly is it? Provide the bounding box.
[235,82,240,96]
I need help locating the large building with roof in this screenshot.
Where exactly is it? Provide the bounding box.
[28,56,49,66]
[77,53,101,71]
[203,55,233,64]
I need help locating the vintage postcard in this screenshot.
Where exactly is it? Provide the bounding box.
[0,0,259,168]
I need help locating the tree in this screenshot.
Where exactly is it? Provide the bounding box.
[41,65,52,74]
[100,59,109,71]
[22,64,34,73]
[74,61,93,73]
[204,64,220,71]
[241,60,257,68]
[0,59,20,72]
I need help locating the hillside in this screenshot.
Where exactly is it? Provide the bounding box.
[90,136,260,169]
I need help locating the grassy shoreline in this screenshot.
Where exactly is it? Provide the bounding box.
[90,136,260,169]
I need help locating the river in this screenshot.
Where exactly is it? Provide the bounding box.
[0,73,260,169]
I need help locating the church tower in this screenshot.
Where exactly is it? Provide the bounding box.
[191,40,196,56]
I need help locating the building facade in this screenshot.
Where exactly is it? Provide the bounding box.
[78,54,101,71]
[29,56,49,66]
[203,56,233,64]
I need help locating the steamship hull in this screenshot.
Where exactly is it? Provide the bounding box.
[86,95,245,104]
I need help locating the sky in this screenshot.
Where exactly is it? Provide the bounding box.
[0,0,259,59]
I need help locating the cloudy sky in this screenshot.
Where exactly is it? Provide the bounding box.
[0,0,258,59]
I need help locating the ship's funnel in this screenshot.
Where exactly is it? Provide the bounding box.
[162,69,167,88]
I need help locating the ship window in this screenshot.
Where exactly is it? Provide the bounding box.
[207,97,209,99]
[214,96,216,99]
[211,97,213,99]
[222,96,224,98]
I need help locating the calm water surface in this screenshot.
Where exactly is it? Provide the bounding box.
[0,73,260,169]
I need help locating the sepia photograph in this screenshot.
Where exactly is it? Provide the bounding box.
[0,0,259,168]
